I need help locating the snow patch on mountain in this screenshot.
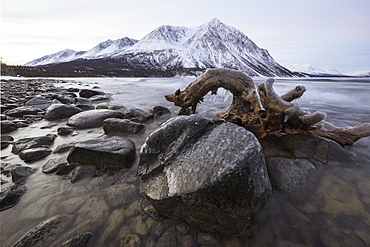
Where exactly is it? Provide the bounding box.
[24,49,82,66]
[288,63,343,76]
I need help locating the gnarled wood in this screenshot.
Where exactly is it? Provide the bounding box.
[165,68,370,145]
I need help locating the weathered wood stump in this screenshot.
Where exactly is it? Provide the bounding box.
[165,68,370,145]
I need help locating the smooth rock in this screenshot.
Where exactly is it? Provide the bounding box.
[90,94,110,102]
[138,115,271,235]
[11,166,36,184]
[79,89,105,98]
[0,183,27,211]
[67,109,123,129]
[103,118,145,134]
[75,97,93,106]
[25,96,52,109]
[12,134,56,154]
[149,106,171,119]
[266,157,316,192]
[125,108,153,123]
[61,232,92,247]
[1,120,18,133]
[57,126,75,136]
[51,94,75,104]
[44,104,82,121]
[67,136,135,167]
[19,147,52,162]
[42,158,69,174]
[56,164,77,176]
[53,142,77,154]
[4,106,44,117]
[1,135,14,149]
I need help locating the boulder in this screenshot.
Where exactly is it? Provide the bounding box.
[79,89,105,98]
[51,94,75,104]
[1,135,14,149]
[19,147,52,162]
[266,157,316,192]
[25,96,52,109]
[75,97,93,106]
[44,104,82,121]
[1,120,18,133]
[0,184,27,211]
[42,158,69,174]
[67,109,123,129]
[124,108,153,123]
[103,118,145,134]
[149,106,171,119]
[53,142,77,154]
[138,115,271,235]
[90,95,110,102]
[12,134,56,154]
[57,126,74,136]
[11,166,36,184]
[4,106,44,117]
[67,136,135,168]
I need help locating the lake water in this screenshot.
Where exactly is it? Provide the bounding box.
[1,77,369,246]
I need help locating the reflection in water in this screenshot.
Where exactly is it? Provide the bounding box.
[1,77,369,246]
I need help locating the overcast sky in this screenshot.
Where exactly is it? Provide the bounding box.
[1,0,369,74]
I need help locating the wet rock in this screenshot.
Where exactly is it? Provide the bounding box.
[149,106,171,119]
[4,106,44,117]
[42,158,69,174]
[1,135,14,149]
[75,97,93,106]
[0,183,27,211]
[103,118,145,134]
[61,232,92,247]
[57,126,75,136]
[19,147,52,162]
[12,215,71,247]
[56,164,77,176]
[266,157,316,192]
[70,166,97,183]
[67,109,123,129]
[138,115,271,235]
[53,142,77,154]
[125,108,153,123]
[25,96,52,109]
[51,94,75,104]
[12,134,56,154]
[1,120,18,133]
[44,104,82,121]
[90,94,110,102]
[121,234,141,247]
[67,136,135,167]
[79,89,105,98]
[11,166,36,184]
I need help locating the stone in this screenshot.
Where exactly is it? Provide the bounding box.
[4,106,44,117]
[70,166,97,183]
[75,97,93,106]
[56,164,77,176]
[0,184,27,211]
[149,106,171,119]
[266,157,316,192]
[11,166,36,184]
[12,134,56,154]
[61,232,92,247]
[1,135,14,149]
[44,104,82,121]
[19,147,52,162]
[67,136,135,167]
[1,120,18,133]
[42,158,69,174]
[51,94,75,104]
[103,118,145,134]
[57,126,75,136]
[67,109,123,129]
[53,142,77,154]
[25,96,52,109]
[90,94,110,102]
[79,89,105,98]
[138,115,271,235]
[125,108,153,123]
[121,234,141,247]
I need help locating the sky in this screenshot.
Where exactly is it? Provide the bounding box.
[1,0,370,75]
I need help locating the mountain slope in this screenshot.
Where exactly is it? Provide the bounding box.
[288,63,343,76]
[25,19,296,77]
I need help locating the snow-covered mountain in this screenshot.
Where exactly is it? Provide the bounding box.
[24,49,84,66]
[288,63,343,76]
[25,19,296,77]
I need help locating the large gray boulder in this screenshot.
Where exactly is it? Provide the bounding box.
[4,106,44,117]
[67,109,123,129]
[25,96,52,109]
[67,136,135,168]
[138,115,271,235]
[44,104,82,121]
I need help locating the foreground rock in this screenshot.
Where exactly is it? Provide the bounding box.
[12,134,56,154]
[0,184,27,211]
[138,115,271,235]
[103,118,145,134]
[44,104,82,121]
[67,109,123,129]
[67,136,136,168]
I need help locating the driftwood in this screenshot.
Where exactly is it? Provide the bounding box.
[165,68,370,145]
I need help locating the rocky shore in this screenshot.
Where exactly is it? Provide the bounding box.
[1,78,369,246]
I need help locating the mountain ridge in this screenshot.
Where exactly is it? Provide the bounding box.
[25,19,298,77]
